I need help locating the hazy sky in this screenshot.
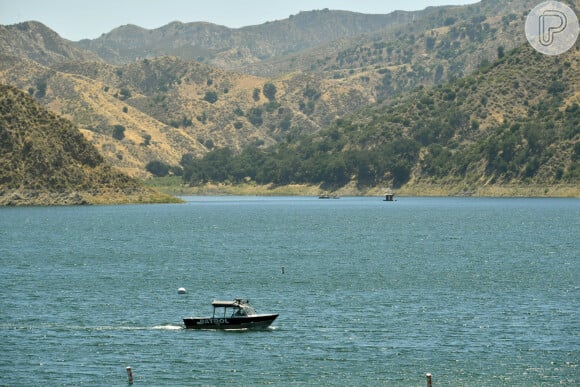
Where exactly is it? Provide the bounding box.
[1,0,480,41]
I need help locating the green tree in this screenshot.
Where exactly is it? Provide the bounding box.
[119,88,132,100]
[434,64,444,83]
[180,153,196,167]
[279,115,292,131]
[112,125,126,140]
[203,90,218,103]
[202,147,234,182]
[35,79,47,98]
[141,134,151,146]
[425,36,436,51]
[182,116,193,127]
[263,82,277,101]
[146,160,171,177]
[252,88,261,101]
[497,46,505,59]
[547,81,565,95]
[247,107,263,126]
[391,163,411,187]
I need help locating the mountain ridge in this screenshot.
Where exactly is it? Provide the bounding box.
[0,21,102,66]
[0,0,577,198]
[74,9,429,67]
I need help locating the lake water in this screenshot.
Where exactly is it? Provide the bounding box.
[1,196,578,386]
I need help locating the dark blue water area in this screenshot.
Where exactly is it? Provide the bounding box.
[0,196,578,385]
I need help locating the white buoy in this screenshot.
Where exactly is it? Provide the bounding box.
[177,287,186,294]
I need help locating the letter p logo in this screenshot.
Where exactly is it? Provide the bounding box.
[539,10,567,46]
[526,1,579,56]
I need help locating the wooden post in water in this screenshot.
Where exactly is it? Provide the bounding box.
[426,372,432,387]
[126,366,133,384]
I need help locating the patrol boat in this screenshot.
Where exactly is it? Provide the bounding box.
[183,299,278,330]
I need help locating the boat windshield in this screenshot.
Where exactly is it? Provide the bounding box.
[211,300,258,317]
[230,305,257,317]
[231,307,247,317]
[241,304,257,316]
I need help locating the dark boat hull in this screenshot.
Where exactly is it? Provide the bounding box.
[183,314,278,330]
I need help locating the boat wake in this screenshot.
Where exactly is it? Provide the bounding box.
[0,322,184,331]
[93,324,184,331]
[152,324,183,330]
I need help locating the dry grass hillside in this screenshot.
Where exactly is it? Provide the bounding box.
[0,84,179,205]
[0,53,382,177]
[0,56,205,177]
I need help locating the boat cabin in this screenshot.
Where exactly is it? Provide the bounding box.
[211,299,257,318]
[183,298,278,329]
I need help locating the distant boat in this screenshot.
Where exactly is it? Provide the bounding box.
[319,192,339,199]
[383,193,395,201]
[183,299,278,330]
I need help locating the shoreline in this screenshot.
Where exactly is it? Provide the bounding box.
[1,182,576,206]
[0,187,183,206]
[145,178,579,198]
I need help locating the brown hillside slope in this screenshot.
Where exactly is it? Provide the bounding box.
[0,55,209,177]
[0,84,178,205]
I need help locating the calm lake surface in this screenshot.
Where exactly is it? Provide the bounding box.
[1,196,578,386]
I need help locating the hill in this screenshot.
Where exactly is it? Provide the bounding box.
[0,84,179,205]
[0,21,102,66]
[72,1,538,80]
[0,0,545,179]
[74,9,428,67]
[0,0,577,198]
[179,42,580,196]
[239,0,539,77]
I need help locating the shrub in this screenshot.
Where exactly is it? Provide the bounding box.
[146,160,171,177]
[203,90,218,103]
[141,134,151,146]
[119,88,131,100]
[112,125,125,140]
[263,82,277,101]
[247,107,263,126]
[252,88,261,101]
